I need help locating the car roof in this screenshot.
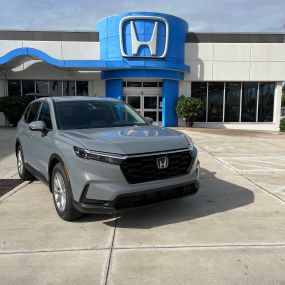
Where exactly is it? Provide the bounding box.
[33,96,121,103]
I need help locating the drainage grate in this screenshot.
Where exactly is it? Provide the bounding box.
[0,179,23,197]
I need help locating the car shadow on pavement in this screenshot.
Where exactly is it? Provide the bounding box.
[100,168,255,229]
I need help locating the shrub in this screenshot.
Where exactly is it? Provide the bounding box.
[176,95,203,127]
[0,96,33,127]
[280,118,285,132]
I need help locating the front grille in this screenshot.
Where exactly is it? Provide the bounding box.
[114,184,197,210]
[120,150,193,184]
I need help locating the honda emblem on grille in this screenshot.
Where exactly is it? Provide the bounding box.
[157,156,169,170]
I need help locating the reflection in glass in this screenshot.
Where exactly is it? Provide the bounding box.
[144,97,157,109]
[22,80,35,95]
[50,81,62,96]
[76,81,88,96]
[63,81,76,96]
[127,96,141,109]
[225,82,241,122]
[127,82,142,87]
[191,82,207,122]
[258,82,275,122]
[144,111,157,122]
[242,82,258,122]
[35,80,49,95]
[208,82,224,122]
[143,82,158,87]
[8,80,21,96]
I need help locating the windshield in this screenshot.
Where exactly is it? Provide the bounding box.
[54,100,148,130]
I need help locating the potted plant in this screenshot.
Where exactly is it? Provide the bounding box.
[176,95,203,127]
[0,96,33,127]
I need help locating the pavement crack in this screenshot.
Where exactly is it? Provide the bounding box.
[103,214,118,285]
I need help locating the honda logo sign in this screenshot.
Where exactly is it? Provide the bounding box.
[156,156,169,170]
[119,16,169,59]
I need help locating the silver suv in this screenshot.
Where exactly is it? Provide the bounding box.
[16,97,200,221]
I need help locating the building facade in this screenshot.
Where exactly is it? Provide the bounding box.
[0,12,284,130]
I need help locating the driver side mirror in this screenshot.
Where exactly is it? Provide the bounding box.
[29,121,47,132]
[145,117,153,125]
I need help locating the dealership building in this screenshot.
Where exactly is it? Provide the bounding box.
[0,12,284,130]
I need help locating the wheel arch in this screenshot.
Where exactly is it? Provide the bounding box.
[48,154,66,192]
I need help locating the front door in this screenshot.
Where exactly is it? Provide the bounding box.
[123,81,162,125]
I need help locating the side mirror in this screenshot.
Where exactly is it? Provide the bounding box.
[145,117,154,125]
[29,121,47,132]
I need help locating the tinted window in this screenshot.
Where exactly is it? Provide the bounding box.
[35,80,49,95]
[26,102,41,123]
[225,82,241,122]
[8,80,21,96]
[55,100,147,130]
[22,80,35,95]
[191,82,207,122]
[208,82,224,122]
[76,81,88,96]
[258,82,275,122]
[23,106,31,122]
[242,82,258,122]
[63,81,76,96]
[50,81,63,96]
[38,102,52,129]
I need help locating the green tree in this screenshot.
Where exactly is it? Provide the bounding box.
[176,95,203,127]
[0,96,33,127]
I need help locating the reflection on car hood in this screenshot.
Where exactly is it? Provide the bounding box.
[59,126,189,155]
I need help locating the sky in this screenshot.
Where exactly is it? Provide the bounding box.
[0,0,284,32]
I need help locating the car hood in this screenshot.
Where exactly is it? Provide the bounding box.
[59,126,189,155]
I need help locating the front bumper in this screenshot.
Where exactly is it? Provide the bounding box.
[72,178,200,214]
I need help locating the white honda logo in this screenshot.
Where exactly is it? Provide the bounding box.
[157,156,169,170]
[119,16,169,58]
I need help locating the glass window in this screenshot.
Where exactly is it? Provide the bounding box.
[191,82,207,122]
[258,82,275,122]
[127,96,141,109]
[8,80,21,96]
[76,81,88,96]
[208,82,224,122]
[55,100,147,130]
[63,81,76,96]
[144,97,157,109]
[50,81,62,96]
[38,102,52,129]
[35,80,49,96]
[242,82,258,122]
[144,111,157,121]
[225,82,241,122]
[127,82,142,87]
[22,80,35,95]
[26,102,41,123]
[143,82,158,87]
[158,82,163,87]
[23,105,31,123]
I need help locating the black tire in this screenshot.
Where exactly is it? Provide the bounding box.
[51,162,83,221]
[16,145,34,181]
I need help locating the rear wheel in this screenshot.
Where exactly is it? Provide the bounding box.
[16,145,34,180]
[51,162,82,221]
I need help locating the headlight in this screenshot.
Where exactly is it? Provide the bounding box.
[184,135,194,151]
[73,146,126,165]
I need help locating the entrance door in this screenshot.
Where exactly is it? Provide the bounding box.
[123,81,162,125]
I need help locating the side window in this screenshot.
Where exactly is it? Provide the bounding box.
[26,102,41,124]
[23,105,31,123]
[38,102,53,130]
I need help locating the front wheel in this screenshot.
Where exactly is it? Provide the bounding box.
[16,145,34,180]
[51,162,82,221]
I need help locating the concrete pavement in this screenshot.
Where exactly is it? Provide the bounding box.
[0,128,285,284]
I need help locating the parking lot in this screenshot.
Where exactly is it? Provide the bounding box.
[0,128,285,284]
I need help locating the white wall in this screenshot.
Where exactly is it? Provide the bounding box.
[185,43,285,82]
